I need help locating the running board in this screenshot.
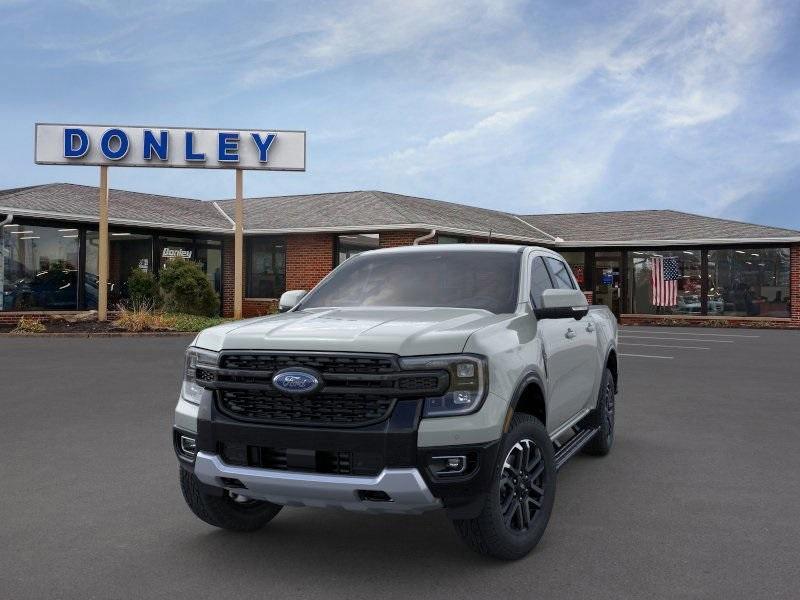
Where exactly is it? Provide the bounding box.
[554,426,600,470]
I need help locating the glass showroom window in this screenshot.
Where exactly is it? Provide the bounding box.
[559,251,587,290]
[336,233,379,265]
[196,240,223,299]
[1,223,80,311]
[707,248,790,318]
[437,234,466,244]
[85,231,154,308]
[628,249,702,315]
[247,237,286,298]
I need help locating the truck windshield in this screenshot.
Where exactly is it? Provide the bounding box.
[298,250,521,314]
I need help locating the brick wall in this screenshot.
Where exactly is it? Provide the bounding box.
[285,233,335,291]
[221,237,235,317]
[791,244,800,326]
[378,230,432,247]
[242,299,279,318]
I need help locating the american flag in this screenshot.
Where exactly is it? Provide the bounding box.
[651,256,679,306]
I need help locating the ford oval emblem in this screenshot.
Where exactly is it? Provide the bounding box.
[272,369,321,395]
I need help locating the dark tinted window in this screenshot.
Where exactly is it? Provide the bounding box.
[530,257,553,308]
[544,257,575,290]
[246,237,286,298]
[300,250,520,314]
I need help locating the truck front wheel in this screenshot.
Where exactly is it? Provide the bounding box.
[452,413,556,560]
[179,469,283,532]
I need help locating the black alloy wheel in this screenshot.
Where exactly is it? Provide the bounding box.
[499,439,546,532]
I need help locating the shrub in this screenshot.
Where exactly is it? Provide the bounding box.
[11,316,46,334]
[127,269,161,307]
[114,301,170,332]
[159,260,219,317]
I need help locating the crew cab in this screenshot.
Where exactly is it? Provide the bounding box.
[174,245,618,560]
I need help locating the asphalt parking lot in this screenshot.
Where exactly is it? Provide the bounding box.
[1,327,799,600]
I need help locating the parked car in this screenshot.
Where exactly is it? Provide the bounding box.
[173,245,619,560]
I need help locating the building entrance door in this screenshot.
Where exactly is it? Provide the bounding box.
[594,251,622,317]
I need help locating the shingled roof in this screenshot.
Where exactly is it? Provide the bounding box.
[518,210,800,245]
[1,183,798,244]
[0,183,230,232]
[215,190,552,242]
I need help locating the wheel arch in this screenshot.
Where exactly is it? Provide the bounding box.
[605,347,619,393]
[504,372,547,433]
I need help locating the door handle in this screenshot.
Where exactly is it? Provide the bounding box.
[586,322,595,333]
[565,328,576,339]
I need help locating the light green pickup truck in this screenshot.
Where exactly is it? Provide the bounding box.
[174,244,619,560]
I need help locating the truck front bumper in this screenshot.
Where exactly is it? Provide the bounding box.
[176,389,501,519]
[193,451,440,514]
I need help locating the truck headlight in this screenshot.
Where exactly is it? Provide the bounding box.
[182,347,219,404]
[399,354,488,417]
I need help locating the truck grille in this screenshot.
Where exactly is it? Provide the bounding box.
[207,352,448,428]
[218,389,395,426]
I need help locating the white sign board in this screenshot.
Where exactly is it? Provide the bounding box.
[34,123,306,171]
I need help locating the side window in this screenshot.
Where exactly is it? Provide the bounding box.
[544,257,576,290]
[530,257,554,308]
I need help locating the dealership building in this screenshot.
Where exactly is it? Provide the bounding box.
[1,182,798,328]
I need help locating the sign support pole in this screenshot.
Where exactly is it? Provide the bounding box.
[234,169,244,320]
[98,166,109,321]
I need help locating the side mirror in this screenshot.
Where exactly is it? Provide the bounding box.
[278,290,307,313]
[534,288,589,320]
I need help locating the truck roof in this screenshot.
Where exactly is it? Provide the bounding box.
[366,243,553,256]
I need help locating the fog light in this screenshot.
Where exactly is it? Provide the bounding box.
[180,435,197,456]
[429,455,467,476]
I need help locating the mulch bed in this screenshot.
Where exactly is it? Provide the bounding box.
[0,318,190,336]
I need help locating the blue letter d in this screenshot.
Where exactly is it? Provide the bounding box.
[64,128,89,158]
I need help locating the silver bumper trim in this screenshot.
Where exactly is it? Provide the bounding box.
[193,452,442,514]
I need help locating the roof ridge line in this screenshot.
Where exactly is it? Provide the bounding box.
[369,190,427,224]
[511,214,559,241]
[212,201,235,229]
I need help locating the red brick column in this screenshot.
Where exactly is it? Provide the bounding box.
[791,244,800,327]
[285,233,335,291]
[379,230,435,247]
[221,237,235,317]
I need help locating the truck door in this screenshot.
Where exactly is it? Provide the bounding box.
[531,256,597,429]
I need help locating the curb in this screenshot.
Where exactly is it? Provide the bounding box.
[0,332,196,338]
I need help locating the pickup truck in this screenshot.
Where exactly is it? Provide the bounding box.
[174,244,618,560]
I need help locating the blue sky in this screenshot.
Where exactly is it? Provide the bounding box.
[1,0,799,229]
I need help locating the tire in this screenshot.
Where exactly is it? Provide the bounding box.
[179,469,283,532]
[452,413,556,560]
[582,367,615,456]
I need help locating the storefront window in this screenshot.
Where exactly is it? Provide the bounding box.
[438,235,466,244]
[628,249,702,315]
[246,237,285,298]
[336,233,379,265]
[85,231,154,308]
[1,223,80,311]
[159,236,195,271]
[707,248,790,318]
[559,251,587,290]
[196,241,223,297]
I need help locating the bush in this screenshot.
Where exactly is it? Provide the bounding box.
[159,259,219,317]
[11,316,46,334]
[114,301,171,332]
[127,269,161,307]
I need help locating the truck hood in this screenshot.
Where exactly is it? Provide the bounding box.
[194,307,509,355]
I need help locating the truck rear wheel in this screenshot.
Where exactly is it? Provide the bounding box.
[179,469,283,532]
[452,413,556,560]
[582,367,615,456]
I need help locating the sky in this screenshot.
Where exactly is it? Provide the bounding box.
[1,0,799,229]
